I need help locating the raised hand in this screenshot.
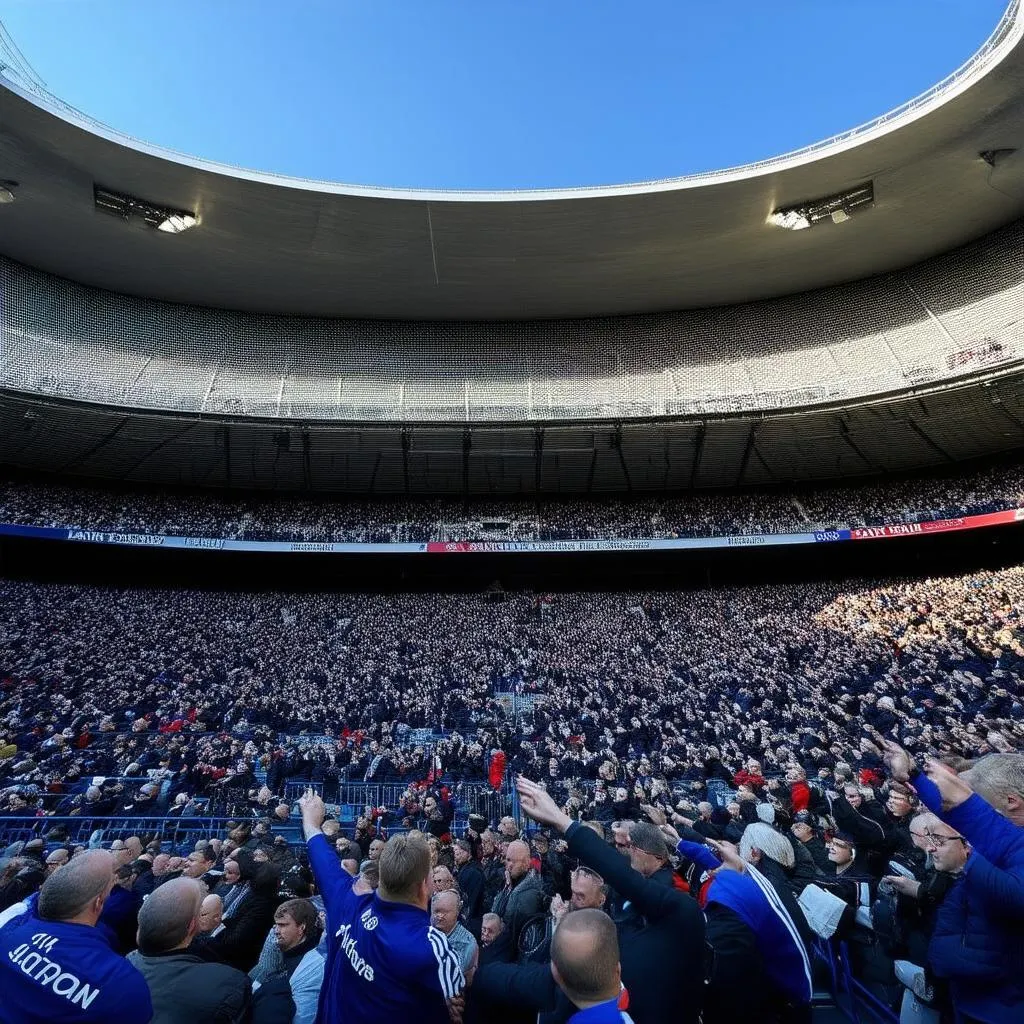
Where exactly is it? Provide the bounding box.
[550,893,570,924]
[516,776,572,834]
[878,738,914,783]
[923,758,974,811]
[882,874,921,899]
[641,803,666,826]
[298,787,326,838]
[706,838,746,874]
[659,822,681,845]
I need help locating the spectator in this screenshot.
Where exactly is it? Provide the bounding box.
[480,912,504,946]
[0,850,152,1023]
[129,876,251,1023]
[298,788,465,1024]
[431,889,478,977]
[674,824,813,1024]
[491,839,546,948]
[883,742,1024,1023]
[210,849,281,972]
[517,776,706,1024]
[454,837,486,937]
[249,898,325,1024]
[550,908,627,1024]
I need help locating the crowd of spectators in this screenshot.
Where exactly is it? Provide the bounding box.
[0,535,1021,1019]
[1,458,1021,543]
[1,737,1021,1023]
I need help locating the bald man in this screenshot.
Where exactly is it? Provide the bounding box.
[0,850,152,1023]
[551,909,628,1023]
[128,877,252,1024]
[491,838,546,946]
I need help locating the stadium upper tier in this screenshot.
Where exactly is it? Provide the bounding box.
[2,220,1021,422]
[0,1,1023,319]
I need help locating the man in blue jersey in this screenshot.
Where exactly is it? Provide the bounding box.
[0,849,153,1024]
[551,909,633,1024]
[299,788,467,1024]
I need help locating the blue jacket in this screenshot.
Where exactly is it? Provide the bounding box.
[568,995,635,1023]
[306,831,464,1024]
[913,770,1024,1024]
[0,905,153,1024]
[677,840,813,1008]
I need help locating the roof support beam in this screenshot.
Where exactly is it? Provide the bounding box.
[368,452,381,494]
[585,449,598,494]
[838,418,877,472]
[58,415,129,473]
[301,429,312,491]
[908,418,955,463]
[736,421,759,487]
[121,421,198,480]
[401,428,411,495]
[613,423,632,493]
[534,427,544,497]
[689,422,706,490]
[462,429,472,509]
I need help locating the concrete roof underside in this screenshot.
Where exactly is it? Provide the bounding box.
[0,4,1023,320]
[1,367,1021,495]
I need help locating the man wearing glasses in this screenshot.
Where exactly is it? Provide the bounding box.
[877,740,1024,1024]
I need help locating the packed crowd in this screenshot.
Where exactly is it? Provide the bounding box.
[0,551,1022,1020]
[1,566,1022,823]
[1,741,1021,1023]
[1,458,1022,542]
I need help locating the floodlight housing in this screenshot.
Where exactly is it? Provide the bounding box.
[769,181,874,231]
[94,185,197,234]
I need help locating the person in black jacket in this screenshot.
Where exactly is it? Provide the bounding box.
[128,876,252,1024]
[790,816,831,874]
[516,776,706,1024]
[211,850,282,972]
[455,838,487,938]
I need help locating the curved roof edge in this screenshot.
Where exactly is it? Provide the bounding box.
[1,0,1021,200]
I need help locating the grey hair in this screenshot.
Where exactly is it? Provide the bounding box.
[740,823,795,869]
[960,754,1024,811]
[432,888,462,911]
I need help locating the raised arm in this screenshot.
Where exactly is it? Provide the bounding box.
[516,775,679,920]
[299,788,354,927]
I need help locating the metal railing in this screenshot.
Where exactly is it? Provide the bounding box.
[0,815,240,849]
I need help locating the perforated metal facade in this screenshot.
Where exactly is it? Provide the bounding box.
[1,221,1020,424]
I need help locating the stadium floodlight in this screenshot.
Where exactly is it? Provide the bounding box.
[156,213,198,234]
[768,209,811,231]
[94,185,197,234]
[769,180,874,232]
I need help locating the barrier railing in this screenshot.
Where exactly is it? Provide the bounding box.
[0,815,243,850]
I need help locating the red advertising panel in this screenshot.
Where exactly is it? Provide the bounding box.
[849,508,1023,540]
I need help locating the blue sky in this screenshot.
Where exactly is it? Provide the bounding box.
[0,0,1011,189]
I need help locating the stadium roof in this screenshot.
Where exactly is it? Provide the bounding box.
[0,2,1023,320]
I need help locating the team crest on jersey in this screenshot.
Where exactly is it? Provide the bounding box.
[360,908,379,931]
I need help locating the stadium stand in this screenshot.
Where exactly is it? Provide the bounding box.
[1,220,1020,423]
[2,457,1022,542]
